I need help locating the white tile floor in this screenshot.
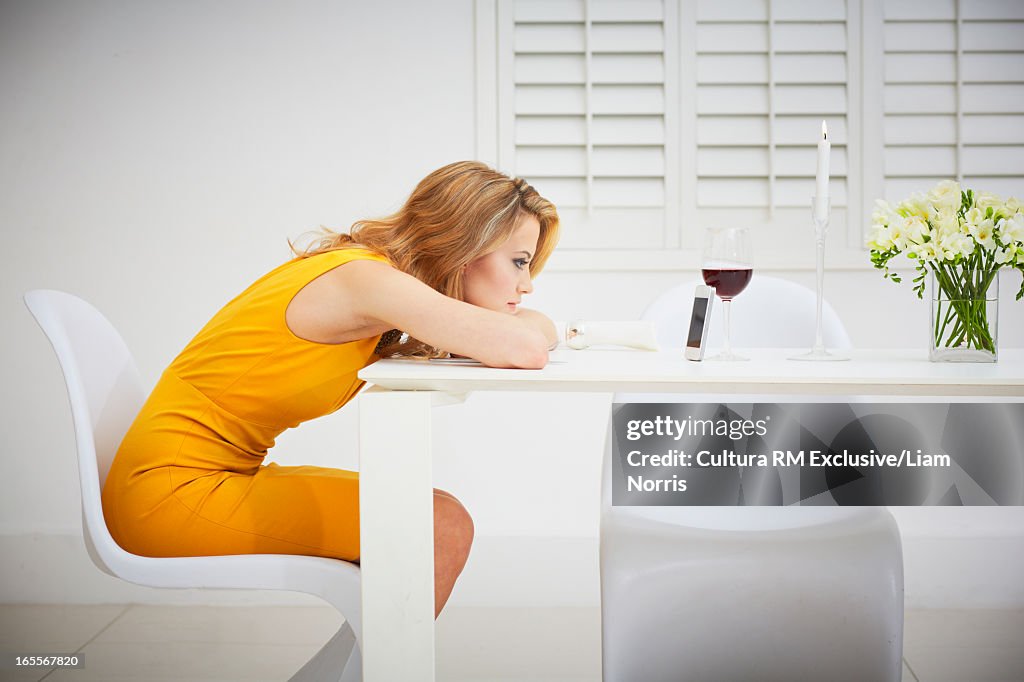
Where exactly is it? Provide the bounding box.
[1,605,1021,681]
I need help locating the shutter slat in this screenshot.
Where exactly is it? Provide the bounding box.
[884,114,958,145]
[697,85,770,114]
[590,23,664,53]
[961,84,1024,113]
[515,0,584,23]
[697,116,770,145]
[885,53,958,84]
[961,53,1024,84]
[533,177,587,207]
[697,147,771,177]
[697,178,770,207]
[697,23,769,53]
[591,84,665,114]
[885,146,958,177]
[774,85,847,114]
[773,0,846,22]
[961,114,1024,144]
[515,84,587,115]
[885,0,957,21]
[697,55,769,84]
[961,0,1024,21]
[591,54,664,84]
[885,177,952,202]
[959,176,1024,197]
[884,22,957,52]
[592,177,664,207]
[961,21,1024,52]
[773,53,847,84]
[884,84,958,114]
[515,24,585,53]
[592,115,666,145]
[515,54,585,84]
[516,115,587,145]
[592,146,665,176]
[516,146,587,176]
[961,145,1024,176]
[590,0,664,22]
[773,21,847,52]
[697,0,766,22]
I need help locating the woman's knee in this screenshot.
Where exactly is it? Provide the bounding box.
[433,491,474,551]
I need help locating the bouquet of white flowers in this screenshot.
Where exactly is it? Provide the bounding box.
[868,180,1024,356]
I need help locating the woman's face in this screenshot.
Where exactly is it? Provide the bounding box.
[463,214,540,314]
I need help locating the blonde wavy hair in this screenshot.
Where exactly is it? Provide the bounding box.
[290,160,560,358]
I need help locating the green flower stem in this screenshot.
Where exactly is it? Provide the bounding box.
[930,262,996,353]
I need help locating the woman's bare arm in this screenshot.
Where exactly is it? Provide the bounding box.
[513,307,559,349]
[318,259,551,368]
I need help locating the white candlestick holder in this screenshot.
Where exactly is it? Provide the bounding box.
[790,195,849,361]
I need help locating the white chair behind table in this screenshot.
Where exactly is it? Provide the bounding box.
[25,289,363,682]
[599,276,904,682]
[644,274,853,351]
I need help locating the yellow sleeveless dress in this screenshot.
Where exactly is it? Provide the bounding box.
[102,247,390,561]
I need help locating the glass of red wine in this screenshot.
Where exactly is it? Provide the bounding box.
[701,226,753,361]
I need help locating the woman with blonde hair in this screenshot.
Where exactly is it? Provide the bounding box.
[102,161,560,616]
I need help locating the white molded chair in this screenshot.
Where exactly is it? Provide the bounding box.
[644,275,853,351]
[600,276,904,682]
[26,289,363,682]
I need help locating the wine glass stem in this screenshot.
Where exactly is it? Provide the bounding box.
[723,299,733,356]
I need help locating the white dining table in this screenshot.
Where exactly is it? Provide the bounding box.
[355,348,1024,681]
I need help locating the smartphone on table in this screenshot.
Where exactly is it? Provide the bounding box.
[684,284,714,361]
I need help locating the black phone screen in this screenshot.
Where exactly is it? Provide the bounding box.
[686,296,709,348]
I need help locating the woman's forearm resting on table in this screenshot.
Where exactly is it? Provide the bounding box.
[335,260,551,368]
[514,307,559,350]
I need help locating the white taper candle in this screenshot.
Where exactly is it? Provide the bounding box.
[814,120,831,223]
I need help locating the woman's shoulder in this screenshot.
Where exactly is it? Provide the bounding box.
[294,245,393,268]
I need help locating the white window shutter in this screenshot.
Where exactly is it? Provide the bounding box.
[498,0,677,251]
[482,0,1024,269]
[692,0,853,255]
[879,0,1024,202]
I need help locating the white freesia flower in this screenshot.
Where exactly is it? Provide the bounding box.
[867,223,894,251]
[994,246,1015,265]
[888,215,908,251]
[998,212,1024,246]
[939,231,974,260]
[932,208,960,239]
[912,242,938,261]
[965,207,996,250]
[900,192,933,221]
[903,214,930,245]
[928,179,962,211]
[871,199,898,227]
[975,191,1003,211]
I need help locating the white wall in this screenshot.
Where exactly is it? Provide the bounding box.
[1,1,1022,609]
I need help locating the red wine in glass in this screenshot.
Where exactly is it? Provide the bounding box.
[702,268,753,300]
[702,226,752,360]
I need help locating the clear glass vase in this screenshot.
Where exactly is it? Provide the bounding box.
[929,268,999,362]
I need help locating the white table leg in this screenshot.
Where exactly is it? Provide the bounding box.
[358,387,437,681]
